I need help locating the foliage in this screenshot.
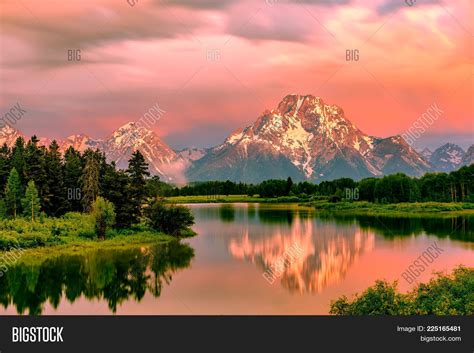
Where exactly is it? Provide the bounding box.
[160,164,474,205]
[4,168,22,218]
[90,197,116,239]
[144,198,195,237]
[21,180,41,221]
[81,152,100,212]
[330,266,474,315]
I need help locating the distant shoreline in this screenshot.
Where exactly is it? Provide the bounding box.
[166,196,474,215]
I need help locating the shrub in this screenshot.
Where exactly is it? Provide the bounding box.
[145,199,195,238]
[90,197,116,240]
[330,266,474,315]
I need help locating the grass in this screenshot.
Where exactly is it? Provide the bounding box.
[6,232,174,266]
[0,212,174,252]
[309,201,474,216]
[166,194,304,203]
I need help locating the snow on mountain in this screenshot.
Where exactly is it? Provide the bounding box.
[420,147,432,160]
[59,134,102,153]
[102,122,186,182]
[462,145,474,166]
[177,147,207,166]
[187,94,431,183]
[0,125,23,147]
[429,143,465,171]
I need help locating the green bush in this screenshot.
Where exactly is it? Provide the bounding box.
[144,199,195,238]
[330,266,474,315]
[90,197,116,240]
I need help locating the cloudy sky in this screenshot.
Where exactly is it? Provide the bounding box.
[0,0,472,149]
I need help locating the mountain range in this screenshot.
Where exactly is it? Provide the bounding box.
[0,94,472,183]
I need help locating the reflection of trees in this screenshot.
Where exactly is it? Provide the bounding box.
[317,213,474,241]
[0,242,194,315]
[257,207,294,225]
[219,205,235,223]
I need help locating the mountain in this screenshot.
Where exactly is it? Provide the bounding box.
[177,147,207,166]
[102,122,185,182]
[59,134,102,153]
[187,94,431,183]
[462,145,474,166]
[420,147,432,160]
[429,143,465,172]
[0,125,23,147]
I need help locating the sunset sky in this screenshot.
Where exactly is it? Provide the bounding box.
[0,0,472,149]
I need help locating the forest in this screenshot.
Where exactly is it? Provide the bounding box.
[0,136,194,243]
[160,165,474,203]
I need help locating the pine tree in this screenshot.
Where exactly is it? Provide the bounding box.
[5,168,22,218]
[102,164,133,228]
[22,180,41,221]
[0,144,11,197]
[63,147,83,212]
[0,198,6,219]
[126,150,149,224]
[43,141,66,216]
[81,151,100,212]
[10,137,26,184]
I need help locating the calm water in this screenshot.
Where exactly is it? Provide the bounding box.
[1,203,473,315]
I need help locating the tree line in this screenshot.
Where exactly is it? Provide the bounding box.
[164,165,474,203]
[0,136,154,227]
[0,136,195,238]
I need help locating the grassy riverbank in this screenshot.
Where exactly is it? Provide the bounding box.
[166,195,474,216]
[166,194,304,203]
[309,201,474,216]
[0,212,174,252]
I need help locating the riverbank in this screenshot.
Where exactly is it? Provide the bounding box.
[0,212,174,253]
[166,195,304,203]
[166,196,474,216]
[309,201,474,216]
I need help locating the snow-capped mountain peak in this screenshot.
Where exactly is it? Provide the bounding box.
[429,143,466,171]
[187,94,432,182]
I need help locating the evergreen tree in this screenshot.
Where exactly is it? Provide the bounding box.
[81,151,100,212]
[22,180,41,221]
[24,136,45,183]
[43,141,66,216]
[5,168,22,218]
[10,137,26,184]
[285,177,294,195]
[0,144,11,197]
[0,198,6,219]
[101,163,134,228]
[63,147,83,212]
[126,151,150,224]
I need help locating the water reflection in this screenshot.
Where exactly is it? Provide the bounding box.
[229,217,374,293]
[192,204,474,294]
[319,213,474,241]
[0,241,194,315]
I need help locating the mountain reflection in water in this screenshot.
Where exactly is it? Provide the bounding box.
[193,204,474,294]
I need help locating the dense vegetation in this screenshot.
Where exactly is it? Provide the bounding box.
[0,136,195,245]
[161,165,474,203]
[330,266,474,315]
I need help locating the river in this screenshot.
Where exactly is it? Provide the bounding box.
[1,203,473,315]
